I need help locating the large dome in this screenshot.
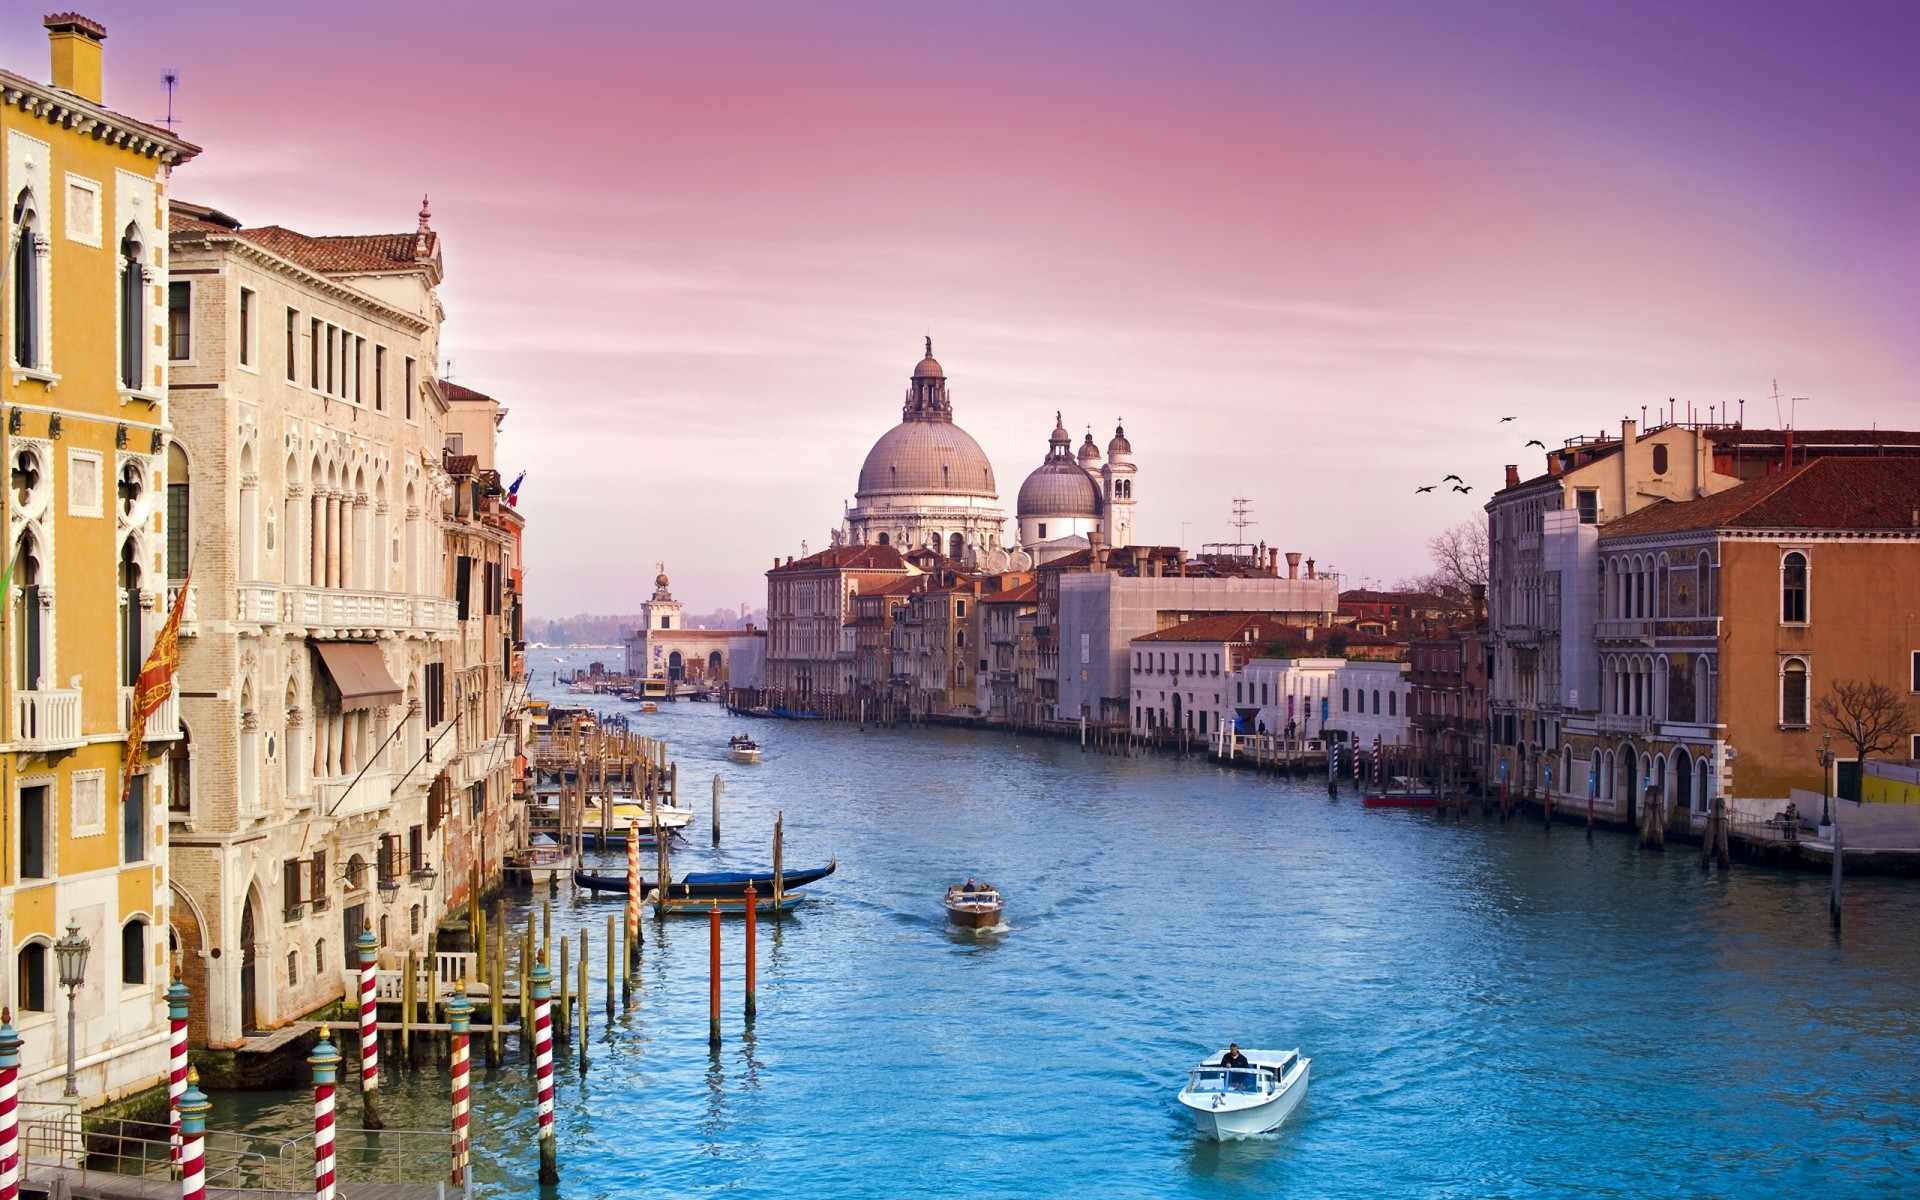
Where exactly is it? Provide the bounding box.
[857,421,998,499]
[1017,459,1101,519]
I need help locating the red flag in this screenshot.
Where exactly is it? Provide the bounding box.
[123,572,191,803]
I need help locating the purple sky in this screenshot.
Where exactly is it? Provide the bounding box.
[27,1,1919,614]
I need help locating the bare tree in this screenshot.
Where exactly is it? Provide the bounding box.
[1816,679,1913,793]
[1400,519,1489,598]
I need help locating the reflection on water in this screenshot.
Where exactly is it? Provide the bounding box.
[200,650,1920,1198]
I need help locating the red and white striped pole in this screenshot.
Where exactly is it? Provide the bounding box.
[0,1011,21,1200]
[625,822,641,977]
[166,979,189,1174]
[354,928,383,1130]
[530,959,558,1184]
[447,987,473,1189]
[308,1026,340,1200]
[178,1068,209,1200]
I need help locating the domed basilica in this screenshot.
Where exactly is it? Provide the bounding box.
[838,341,1138,567]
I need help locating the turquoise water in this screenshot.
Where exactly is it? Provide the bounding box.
[211,650,1920,1198]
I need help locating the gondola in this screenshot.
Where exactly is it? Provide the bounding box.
[572,859,836,897]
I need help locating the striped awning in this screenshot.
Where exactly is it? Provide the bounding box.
[313,641,403,711]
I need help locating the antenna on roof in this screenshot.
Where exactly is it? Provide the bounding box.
[158,70,179,130]
[1230,497,1256,541]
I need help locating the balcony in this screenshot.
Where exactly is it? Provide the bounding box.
[236,583,458,636]
[12,688,82,752]
[1594,712,1652,736]
[1595,619,1653,644]
[122,686,182,741]
[316,768,393,818]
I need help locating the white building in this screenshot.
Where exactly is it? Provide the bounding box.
[168,200,456,1044]
[1014,416,1136,560]
[842,341,1007,557]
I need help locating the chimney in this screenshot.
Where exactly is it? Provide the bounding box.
[1622,418,1637,444]
[1306,557,1316,579]
[1547,454,1563,477]
[1503,464,1520,489]
[1268,548,1279,574]
[1285,552,1301,580]
[44,13,106,103]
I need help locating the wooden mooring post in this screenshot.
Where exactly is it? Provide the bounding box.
[712,774,723,847]
[1831,822,1844,929]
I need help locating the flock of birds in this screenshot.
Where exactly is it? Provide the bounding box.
[1414,415,1547,495]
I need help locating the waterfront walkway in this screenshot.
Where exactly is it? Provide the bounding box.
[23,1167,441,1200]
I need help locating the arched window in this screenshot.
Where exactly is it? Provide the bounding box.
[1652,443,1669,474]
[708,650,723,676]
[1781,552,1808,623]
[1698,551,1714,618]
[120,224,146,390]
[1387,691,1396,716]
[955,630,965,648]
[1781,658,1810,727]
[167,442,191,581]
[17,942,47,1011]
[121,538,144,687]
[1590,749,1602,797]
[315,940,327,973]
[949,532,964,559]
[1372,689,1380,715]
[122,919,148,984]
[13,190,40,369]
[287,950,299,987]
[876,532,889,546]
[1342,687,1350,712]
[168,721,193,813]
[13,531,43,690]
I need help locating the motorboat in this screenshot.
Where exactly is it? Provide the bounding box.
[944,882,1003,929]
[728,735,763,764]
[507,833,574,887]
[640,702,660,714]
[574,860,836,897]
[1177,1048,1311,1140]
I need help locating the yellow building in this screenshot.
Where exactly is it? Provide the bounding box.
[1,14,197,1106]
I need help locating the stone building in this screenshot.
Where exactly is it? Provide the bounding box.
[1013,416,1137,560]
[1557,458,1920,830]
[764,545,916,701]
[623,568,761,687]
[0,14,197,1104]
[166,199,455,1044]
[436,382,526,917]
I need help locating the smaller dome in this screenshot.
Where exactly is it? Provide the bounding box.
[1017,460,1101,520]
[1049,411,1071,448]
[1078,431,1102,468]
[1108,422,1132,457]
[913,335,943,379]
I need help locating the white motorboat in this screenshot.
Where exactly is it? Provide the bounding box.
[1177,1047,1310,1140]
[727,735,763,764]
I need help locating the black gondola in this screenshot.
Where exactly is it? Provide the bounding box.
[573,860,836,897]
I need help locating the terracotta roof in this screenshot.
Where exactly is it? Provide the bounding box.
[1709,429,1920,449]
[770,545,908,573]
[442,381,501,405]
[982,581,1040,604]
[862,577,924,597]
[1133,613,1308,643]
[232,225,437,275]
[443,453,478,476]
[169,211,236,237]
[1600,457,1920,539]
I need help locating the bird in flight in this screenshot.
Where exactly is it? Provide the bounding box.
[1415,485,1436,493]
[1442,474,1463,483]
[1499,416,1515,423]
[1453,484,1473,493]
[1525,439,1545,449]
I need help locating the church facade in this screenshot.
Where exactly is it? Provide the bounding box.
[837,342,1140,568]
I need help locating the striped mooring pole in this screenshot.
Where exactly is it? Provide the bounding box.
[708,902,722,1047]
[178,1068,210,1200]
[355,928,382,1129]
[743,883,758,1021]
[448,988,473,1189]
[167,978,190,1174]
[0,1012,19,1200]
[532,959,559,1185]
[309,1026,340,1200]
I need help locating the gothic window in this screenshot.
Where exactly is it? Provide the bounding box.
[120,225,145,389]
[1781,552,1808,623]
[122,919,148,985]
[13,191,39,369]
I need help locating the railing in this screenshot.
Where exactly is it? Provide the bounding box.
[316,767,392,816]
[121,685,181,740]
[21,1103,453,1192]
[1596,619,1653,642]
[1594,712,1652,735]
[235,582,458,635]
[165,581,198,637]
[12,688,83,751]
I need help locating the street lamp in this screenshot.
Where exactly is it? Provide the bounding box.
[53,918,90,1098]
[1819,732,1836,834]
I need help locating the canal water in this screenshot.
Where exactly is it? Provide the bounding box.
[211,649,1920,1198]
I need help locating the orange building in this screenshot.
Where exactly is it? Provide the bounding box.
[1555,458,1920,831]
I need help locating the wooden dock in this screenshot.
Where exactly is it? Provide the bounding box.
[25,1165,442,1199]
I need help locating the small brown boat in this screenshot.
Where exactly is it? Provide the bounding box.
[944,882,1003,929]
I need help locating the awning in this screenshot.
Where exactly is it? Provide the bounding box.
[313,641,404,711]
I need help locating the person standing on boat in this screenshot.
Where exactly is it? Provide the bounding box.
[963,878,978,892]
[1221,1044,1249,1069]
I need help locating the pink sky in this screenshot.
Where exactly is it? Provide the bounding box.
[28,1,1918,614]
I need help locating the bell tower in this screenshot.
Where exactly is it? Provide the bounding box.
[1102,421,1136,548]
[640,565,683,632]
